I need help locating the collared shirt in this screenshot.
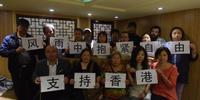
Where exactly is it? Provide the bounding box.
[47,60,58,75]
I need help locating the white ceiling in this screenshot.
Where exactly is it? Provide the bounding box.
[1,0,200,20]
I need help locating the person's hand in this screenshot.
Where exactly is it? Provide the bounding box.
[69,79,74,85]
[190,43,197,54]
[125,80,130,85]
[95,82,100,89]
[64,77,69,84]
[127,67,136,73]
[101,78,105,85]
[64,48,69,53]
[138,92,145,99]
[156,69,163,75]
[34,77,40,85]
[16,47,25,53]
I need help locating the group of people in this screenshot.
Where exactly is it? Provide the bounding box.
[0,19,198,100]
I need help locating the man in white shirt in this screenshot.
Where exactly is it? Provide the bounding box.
[33,45,71,100]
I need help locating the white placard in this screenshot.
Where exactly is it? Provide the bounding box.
[165,41,190,54]
[69,42,86,54]
[116,42,133,56]
[140,41,162,57]
[93,43,110,55]
[40,75,65,93]
[50,36,69,49]
[105,73,126,88]
[136,69,158,85]
[22,37,43,50]
[74,73,96,89]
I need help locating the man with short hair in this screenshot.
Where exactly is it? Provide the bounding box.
[33,45,71,100]
[74,28,83,42]
[36,23,56,61]
[0,19,36,100]
[127,22,141,46]
[150,26,166,44]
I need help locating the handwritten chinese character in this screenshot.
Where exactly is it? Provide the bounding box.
[120,44,129,54]
[28,39,39,48]
[110,75,121,86]
[47,77,59,90]
[141,71,152,82]
[175,42,184,52]
[79,75,91,87]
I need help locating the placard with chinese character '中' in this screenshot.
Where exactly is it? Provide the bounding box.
[69,42,86,54]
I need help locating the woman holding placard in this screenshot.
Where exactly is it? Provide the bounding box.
[101,51,129,100]
[69,48,101,100]
[127,46,150,100]
[169,27,198,100]
[151,47,178,100]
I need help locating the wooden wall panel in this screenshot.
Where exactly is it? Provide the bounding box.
[116,8,200,100]
[0,11,15,78]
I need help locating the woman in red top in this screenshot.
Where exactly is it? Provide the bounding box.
[151,47,179,100]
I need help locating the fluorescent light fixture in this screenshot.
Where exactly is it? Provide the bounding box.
[81,0,93,3]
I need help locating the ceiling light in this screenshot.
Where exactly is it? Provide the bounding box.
[0,3,3,7]
[88,13,92,16]
[81,0,93,3]
[49,9,55,12]
[158,7,163,11]
[114,16,119,19]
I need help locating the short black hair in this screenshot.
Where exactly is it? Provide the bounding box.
[155,47,172,63]
[75,28,83,33]
[17,19,30,28]
[128,22,137,28]
[80,48,92,62]
[120,31,129,36]
[151,26,161,34]
[169,27,185,40]
[97,31,107,43]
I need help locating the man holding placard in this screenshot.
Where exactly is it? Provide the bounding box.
[0,19,37,100]
[35,23,55,61]
[33,45,71,100]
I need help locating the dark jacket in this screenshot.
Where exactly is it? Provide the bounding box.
[0,32,36,73]
[128,33,141,46]
[33,58,71,80]
[172,52,198,83]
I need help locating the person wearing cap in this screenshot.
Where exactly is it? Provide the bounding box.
[0,19,37,100]
[83,28,92,47]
